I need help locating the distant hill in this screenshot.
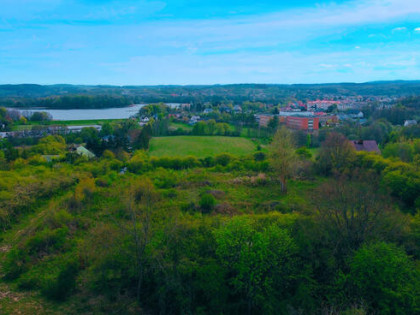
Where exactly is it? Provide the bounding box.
[1,81,420,108]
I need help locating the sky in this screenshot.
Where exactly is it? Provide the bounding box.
[1,0,420,85]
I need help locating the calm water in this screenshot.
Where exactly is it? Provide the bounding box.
[7,104,145,121]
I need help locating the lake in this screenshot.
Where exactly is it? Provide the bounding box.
[7,103,182,121]
[7,104,146,121]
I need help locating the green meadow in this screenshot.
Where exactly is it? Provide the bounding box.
[149,136,256,158]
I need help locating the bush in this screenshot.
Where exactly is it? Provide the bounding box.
[199,194,216,213]
[25,227,69,256]
[296,147,312,159]
[214,153,234,167]
[127,150,148,173]
[3,248,29,280]
[17,274,41,290]
[41,260,79,301]
[95,177,110,187]
[153,169,178,189]
[201,156,215,167]
[254,151,266,161]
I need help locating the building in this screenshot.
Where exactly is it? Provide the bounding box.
[404,120,417,127]
[139,117,150,126]
[75,146,96,159]
[307,100,340,110]
[66,125,102,133]
[317,114,339,127]
[256,114,274,127]
[350,140,380,154]
[286,116,319,131]
[233,105,242,113]
[189,115,201,125]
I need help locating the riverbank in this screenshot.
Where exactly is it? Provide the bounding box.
[11,119,123,131]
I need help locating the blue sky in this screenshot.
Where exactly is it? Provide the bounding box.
[1,0,420,85]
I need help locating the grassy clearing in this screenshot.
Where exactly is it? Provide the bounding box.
[169,122,192,131]
[149,136,256,158]
[308,147,320,159]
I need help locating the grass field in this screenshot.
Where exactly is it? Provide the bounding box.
[12,119,123,131]
[169,122,193,131]
[149,136,256,158]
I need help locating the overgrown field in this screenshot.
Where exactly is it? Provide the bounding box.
[0,133,419,314]
[149,136,257,157]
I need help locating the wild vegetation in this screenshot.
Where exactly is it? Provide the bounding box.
[1,98,420,314]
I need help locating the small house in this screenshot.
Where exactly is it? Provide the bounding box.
[233,105,242,113]
[75,146,96,159]
[350,140,380,154]
[189,115,201,125]
[404,120,417,127]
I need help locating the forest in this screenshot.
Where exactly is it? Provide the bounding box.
[2,81,420,109]
[0,101,419,314]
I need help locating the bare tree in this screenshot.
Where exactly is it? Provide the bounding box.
[317,132,356,175]
[312,174,403,255]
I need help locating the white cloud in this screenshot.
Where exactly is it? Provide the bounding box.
[130,0,420,53]
[415,27,420,32]
[393,27,407,32]
[97,47,420,85]
[2,0,420,84]
[320,64,336,68]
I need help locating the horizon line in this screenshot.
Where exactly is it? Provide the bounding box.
[1,79,420,88]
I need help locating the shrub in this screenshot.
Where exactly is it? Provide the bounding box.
[127,150,148,173]
[109,159,124,171]
[254,151,266,161]
[25,227,69,256]
[17,274,41,290]
[95,177,110,187]
[199,194,216,213]
[182,155,200,168]
[153,169,178,189]
[74,178,96,202]
[3,248,29,280]
[201,156,215,167]
[102,150,115,159]
[41,260,79,301]
[214,153,234,167]
[296,147,312,159]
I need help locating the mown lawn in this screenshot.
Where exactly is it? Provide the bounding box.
[149,136,256,158]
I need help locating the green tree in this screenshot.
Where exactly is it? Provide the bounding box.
[133,124,152,150]
[269,126,297,193]
[99,122,114,137]
[32,135,66,155]
[267,116,279,131]
[347,242,419,313]
[215,216,297,314]
[125,178,159,302]
[383,142,414,162]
